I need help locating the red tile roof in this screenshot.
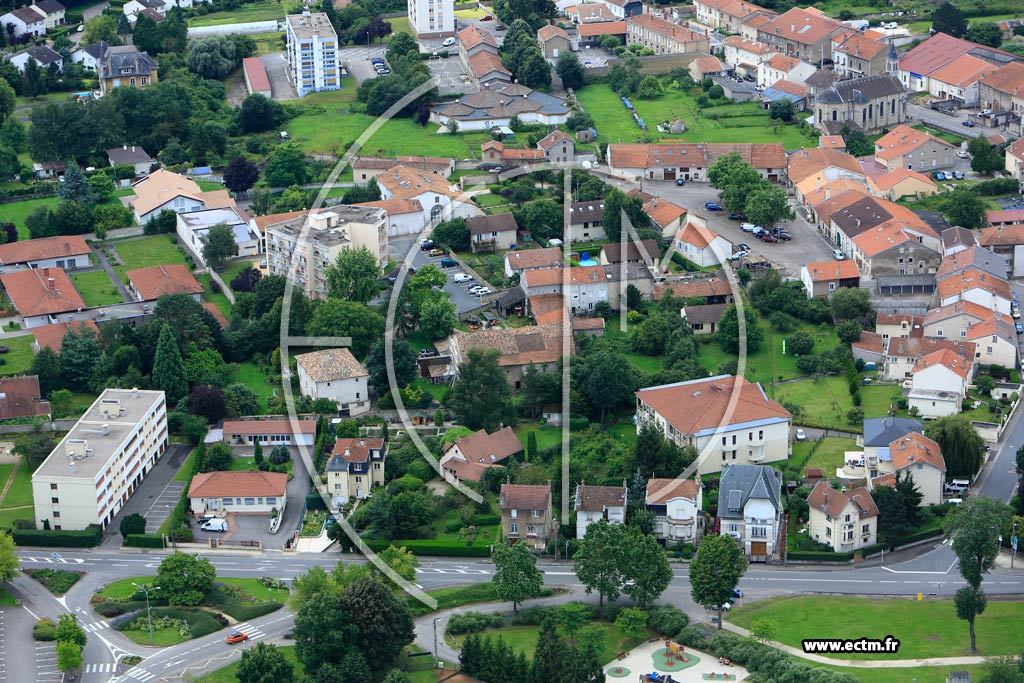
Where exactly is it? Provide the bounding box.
[127,264,203,301]
[188,471,287,498]
[636,375,791,435]
[575,483,626,511]
[331,437,385,463]
[0,235,90,266]
[223,417,317,436]
[979,61,1024,96]
[499,484,551,510]
[804,259,859,281]
[578,21,627,37]
[808,480,878,519]
[0,267,85,317]
[911,348,971,380]
[31,319,99,354]
[888,431,946,472]
[646,478,700,505]
[242,57,270,92]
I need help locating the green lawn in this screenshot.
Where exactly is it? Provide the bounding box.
[228,362,279,412]
[0,460,34,508]
[514,422,563,452]
[385,16,412,36]
[451,621,649,666]
[0,586,17,606]
[786,436,858,479]
[0,336,38,377]
[229,456,293,477]
[575,83,815,149]
[0,506,33,528]
[173,446,201,483]
[111,236,190,281]
[188,1,286,26]
[96,575,286,604]
[3,196,60,240]
[196,273,232,318]
[0,463,13,496]
[774,376,857,431]
[729,596,1024,660]
[253,32,286,55]
[71,270,124,307]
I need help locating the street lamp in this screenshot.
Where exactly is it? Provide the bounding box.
[432,617,442,669]
[132,583,161,645]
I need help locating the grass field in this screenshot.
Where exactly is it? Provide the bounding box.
[188,1,286,26]
[451,620,649,665]
[96,575,287,604]
[787,436,858,479]
[0,587,16,606]
[0,336,38,377]
[111,236,190,281]
[196,274,232,317]
[71,270,124,307]
[173,447,201,483]
[575,83,815,149]
[0,506,32,528]
[253,32,285,55]
[385,16,413,36]
[729,596,1024,660]
[514,422,564,452]
[194,645,299,682]
[774,376,856,430]
[229,362,279,411]
[3,196,60,240]
[1,460,34,508]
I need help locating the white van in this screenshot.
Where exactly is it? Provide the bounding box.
[201,518,228,533]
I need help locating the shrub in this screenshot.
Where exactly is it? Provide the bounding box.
[447,611,505,634]
[676,624,712,648]
[123,534,166,548]
[26,568,82,595]
[34,618,57,641]
[364,539,491,557]
[511,604,564,626]
[14,527,102,547]
[648,605,689,637]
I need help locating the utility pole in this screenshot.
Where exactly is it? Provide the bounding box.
[132,583,161,645]
[432,616,441,668]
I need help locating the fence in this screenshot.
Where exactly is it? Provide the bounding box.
[584,52,704,77]
[186,20,281,37]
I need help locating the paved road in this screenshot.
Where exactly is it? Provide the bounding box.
[908,103,983,140]
[389,237,489,315]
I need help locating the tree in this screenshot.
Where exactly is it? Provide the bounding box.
[294,590,361,674]
[975,375,996,396]
[942,186,987,229]
[0,79,14,124]
[574,345,639,421]
[925,414,985,478]
[0,531,16,582]
[339,577,414,670]
[156,551,216,606]
[530,619,567,683]
[306,300,385,359]
[187,35,238,80]
[829,287,872,322]
[840,124,873,157]
[966,22,1002,48]
[26,204,53,239]
[231,267,263,293]
[237,642,294,683]
[615,608,648,639]
[187,385,227,423]
[223,156,259,194]
[264,143,308,187]
[637,75,662,99]
[492,540,542,612]
[270,445,291,465]
[946,496,1013,588]
[60,328,100,392]
[932,1,967,37]
[204,442,233,471]
[88,171,115,201]
[159,138,190,167]
[969,136,1003,175]
[556,51,585,90]
[237,94,286,134]
[201,223,238,270]
[365,339,417,394]
[447,348,513,431]
[325,247,381,303]
[708,152,766,215]
[418,292,457,340]
[1017,444,1024,475]
[152,324,188,403]
[0,146,18,182]
[84,14,118,44]
[621,530,672,607]
[632,425,691,479]
[574,520,627,605]
[787,331,814,356]
[431,218,470,251]
[119,513,146,538]
[56,640,82,675]
[57,161,98,206]
[836,319,863,345]
[745,186,793,230]
[55,614,87,648]
[768,99,795,122]
[955,585,987,654]
[716,304,763,354]
[690,534,747,629]
[383,672,413,683]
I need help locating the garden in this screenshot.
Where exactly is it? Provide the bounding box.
[108,235,193,283]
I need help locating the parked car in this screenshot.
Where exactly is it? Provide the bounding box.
[733,588,744,598]
[495,23,506,30]
[453,273,473,283]
[795,428,806,441]
[728,212,744,220]
[980,108,992,116]
[442,36,456,47]
[759,233,778,242]
[737,243,751,252]
[428,248,445,257]
[201,518,227,533]
[419,240,435,250]
[226,632,249,645]
[932,171,946,181]
[704,201,723,211]
[743,74,755,82]
[882,21,898,28]
[728,250,749,261]
[440,257,458,268]
[1016,322,1023,334]
[675,178,685,186]
[832,249,845,260]
[957,150,970,158]
[468,284,487,293]
[740,222,758,232]
[489,166,504,174]
[473,287,492,296]
[953,171,965,180]
[774,230,792,241]
[962,120,975,127]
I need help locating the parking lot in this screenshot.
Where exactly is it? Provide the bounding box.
[425,55,477,94]
[192,512,275,545]
[340,45,387,84]
[391,237,494,315]
[996,196,1024,211]
[143,481,185,534]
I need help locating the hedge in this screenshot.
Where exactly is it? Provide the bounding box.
[787,550,855,562]
[123,534,166,548]
[364,539,491,557]
[888,527,944,549]
[14,526,102,547]
[207,585,283,621]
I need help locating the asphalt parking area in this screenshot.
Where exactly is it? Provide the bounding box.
[144,481,184,534]
[192,513,278,548]
[262,53,300,102]
[425,56,475,94]
[343,46,389,84]
[35,640,61,683]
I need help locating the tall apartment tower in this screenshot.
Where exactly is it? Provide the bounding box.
[285,11,340,97]
[408,0,455,38]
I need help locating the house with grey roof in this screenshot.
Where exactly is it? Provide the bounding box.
[430,82,571,131]
[97,45,159,95]
[9,45,62,72]
[716,464,783,561]
[107,145,156,176]
[0,6,45,37]
[70,41,108,71]
[813,74,907,135]
[860,417,922,472]
[32,0,65,29]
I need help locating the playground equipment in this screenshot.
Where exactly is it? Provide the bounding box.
[639,673,680,683]
[665,641,686,661]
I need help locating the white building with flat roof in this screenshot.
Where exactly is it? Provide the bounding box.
[408,0,454,38]
[285,11,340,97]
[176,207,259,268]
[31,389,168,531]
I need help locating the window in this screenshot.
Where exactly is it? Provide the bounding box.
[532,509,541,517]
[51,497,59,504]
[862,524,870,533]
[509,523,518,534]
[223,498,233,506]
[356,476,362,483]
[50,484,57,490]
[826,526,831,537]
[527,525,536,534]
[758,430,763,440]
[374,463,381,470]
[244,498,255,506]
[335,484,341,491]
[510,509,517,518]
[53,511,60,518]
[844,514,851,522]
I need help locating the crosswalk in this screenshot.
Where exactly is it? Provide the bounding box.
[85,619,110,632]
[124,667,156,681]
[234,621,267,641]
[85,662,119,673]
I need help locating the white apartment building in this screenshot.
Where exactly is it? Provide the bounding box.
[32,389,168,531]
[646,478,704,546]
[285,12,340,97]
[264,206,388,301]
[408,0,454,37]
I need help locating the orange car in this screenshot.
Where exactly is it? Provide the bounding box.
[225,631,249,644]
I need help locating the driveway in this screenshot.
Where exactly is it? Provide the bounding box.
[425,55,476,95]
[101,443,191,548]
[389,237,495,315]
[262,53,300,102]
[341,45,388,84]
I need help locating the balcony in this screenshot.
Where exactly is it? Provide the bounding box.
[668,515,694,524]
[747,451,765,463]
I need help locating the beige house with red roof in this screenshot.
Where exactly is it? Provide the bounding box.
[977,62,1024,132]
[447,324,565,388]
[922,300,993,339]
[873,125,957,172]
[786,147,865,191]
[645,478,703,544]
[722,35,777,77]
[439,427,523,484]
[537,129,575,164]
[869,432,947,506]
[690,55,726,81]
[567,3,615,23]
[636,375,792,475]
[756,7,844,62]
[351,155,454,183]
[881,337,974,382]
[642,196,688,239]
[675,221,731,267]
[757,52,815,88]
[0,267,86,329]
[694,0,773,33]
[0,236,91,270]
[504,247,563,278]
[499,483,555,549]
[964,313,1018,369]
[799,259,859,298]
[607,142,786,182]
[1005,138,1024,183]
[938,267,1012,315]
[221,416,317,447]
[806,481,877,552]
[574,482,627,538]
[867,168,937,202]
[326,437,386,505]
[295,348,370,415]
[627,13,708,54]
[980,223,1024,277]
[927,55,998,107]
[31,320,99,355]
[377,165,476,227]
[908,349,973,418]
[126,264,202,302]
[832,31,888,79]
[188,471,287,515]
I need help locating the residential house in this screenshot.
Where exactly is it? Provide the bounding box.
[996,18,1024,41]
[0,376,49,419]
[221,417,317,447]
[447,324,565,389]
[295,348,370,416]
[806,481,878,552]
[653,277,734,304]
[130,169,226,224]
[538,24,571,60]
[813,74,907,135]
[536,130,575,164]
[850,219,942,279]
[607,142,786,183]
[867,168,938,202]
[641,196,687,240]
[937,268,1012,315]
[480,140,545,169]
[352,199,425,238]
[852,330,885,367]
[908,349,973,418]
[690,55,726,81]
[964,313,1018,369]
[635,375,792,476]
[176,207,258,268]
[263,206,389,299]
[980,224,1024,277]
[675,221,731,268]
[756,7,844,62]
[568,200,606,243]
[31,320,99,355]
[898,32,1019,94]
[942,227,978,257]
[800,259,860,298]
[597,0,643,20]
[694,0,773,33]
[504,247,564,278]
[986,210,1024,228]
[439,427,523,484]
[126,264,203,302]
[32,0,64,28]
[32,389,168,530]
[574,482,627,539]
[350,156,455,183]
[188,471,287,516]
[520,266,607,314]
[0,267,86,329]
[70,41,107,70]
[0,235,90,270]
[430,83,571,130]
[646,478,704,545]
[603,263,655,310]
[757,53,816,89]
[937,244,1008,280]
[922,300,992,339]
[1006,137,1024,184]
[761,79,808,111]
[881,337,975,382]
[577,20,627,45]
[97,45,158,96]
[873,125,957,172]
[831,31,889,79]
[325,437,386,505]
[284,12,340,96]
[499,484,555,550]
[722,36,777,79]
[0,6,45,37]
[869,432,947,506]
[107,146,155,177]
[468,213,518,253]
[786,147,866,204]
[627,14,709,55]
[927,55,998,107]
[567,4,615,23]
[598,239,659,267]
[819,134,846,151]
[860,416,922,459]
[716,464,783,561]
[681,303,728,335]
[9,45,61,71]
[978,62,1024,134]
[740,11,776,42]
[376,164,477,227]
